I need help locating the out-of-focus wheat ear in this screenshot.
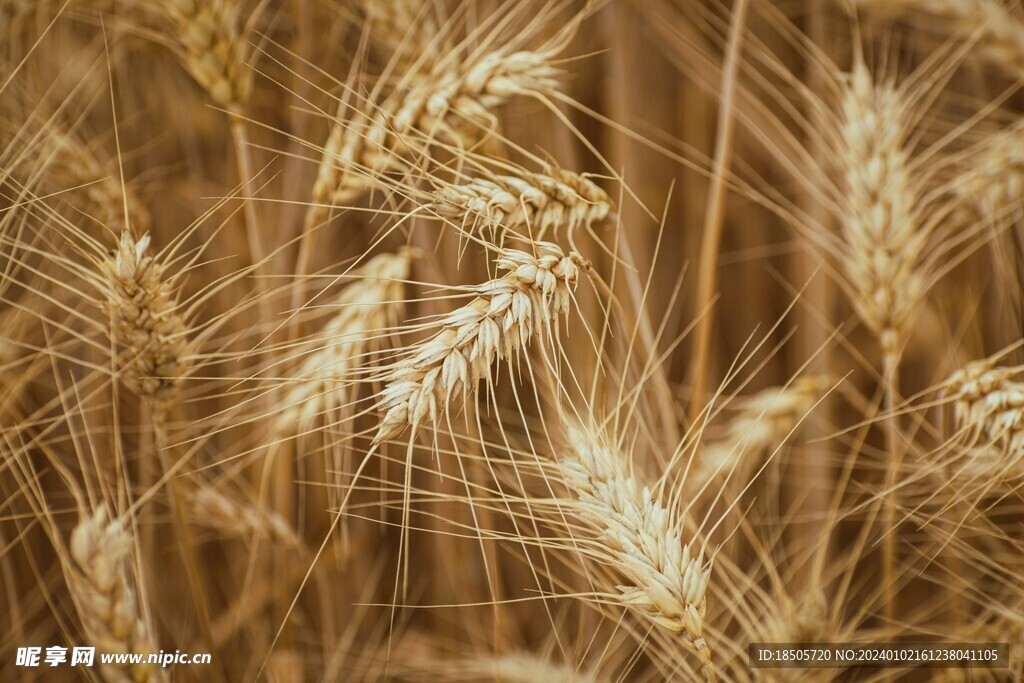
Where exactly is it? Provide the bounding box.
[418,652,605,683]
[851,0,1024,79]
[36,125,150,233]
[929,601,1024,682]
[101,231,193,419]
[357,0,440,65]
[187,485,302,549]
[982,605,1024,676]
[371,242,588,446]
[840,61,925,363]
[159,0,252,112]
[765,586,831,645]
[67,508,166,683]
[430,166,614,243]
[951,121,1024,333]
[954,122,1024,221]
[690,375,829,494]
[150,0,266,268]
[274,248,417,437]
[559,424,716,683]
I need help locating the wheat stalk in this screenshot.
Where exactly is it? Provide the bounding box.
[559,425,716,683]
[67,508,165,683]
[430,166,613,241]
[373,242,587,445]
[102,231,193,414]
[275,248,416,436]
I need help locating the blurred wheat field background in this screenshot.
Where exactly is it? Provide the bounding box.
[2,0,1024,681]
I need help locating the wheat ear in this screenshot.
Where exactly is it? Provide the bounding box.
[559,425,716,683]
[841,60,923,629]
[358,0,440,62]
[692,376,827,491]
[954,122,1024,221]
[431,167,613,241]
[36,126,150,232]
[275,248,416,436]
[982,606,1024,676]
[311,47,560,211]
[931,603,1024,682]
[840,62,925,360]
[373,242,587,445]
[188,485,302,549]
[102,231,193,415]
[68,508,165,683]
[159,0,251,111]
[945,359,1024,457]
[852,0,1024,79]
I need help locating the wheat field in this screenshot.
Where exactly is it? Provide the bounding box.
[2,0,1023,681]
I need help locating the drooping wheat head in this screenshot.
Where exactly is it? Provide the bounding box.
[430,166,613,242]
[372,242,587,445]
[943,359,1024,457]
[67,508,165,683]
[310,43,562,213]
